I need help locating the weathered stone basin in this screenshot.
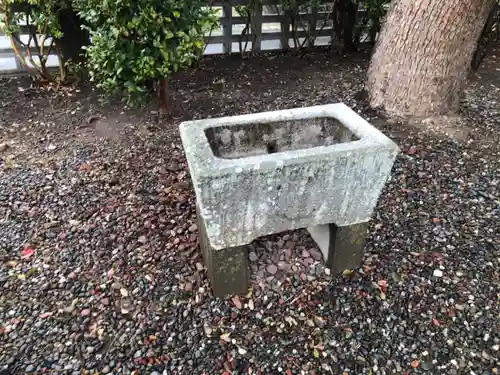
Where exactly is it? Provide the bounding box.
[179,103,399,296]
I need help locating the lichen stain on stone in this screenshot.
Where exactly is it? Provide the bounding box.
[180,104,399,250]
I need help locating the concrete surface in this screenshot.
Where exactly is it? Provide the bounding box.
[180,103,400,250]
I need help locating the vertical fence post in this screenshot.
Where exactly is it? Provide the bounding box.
[308,4,318,48]
[222,2,233,54]
[280,10,290,50]
[253,1,263,52]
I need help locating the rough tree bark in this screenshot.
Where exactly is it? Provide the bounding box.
[367,0,494,118]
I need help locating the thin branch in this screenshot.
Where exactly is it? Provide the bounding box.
[4,6,36,74]
[9,35,37,75]
[55,43,66,82]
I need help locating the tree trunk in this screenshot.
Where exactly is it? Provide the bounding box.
[332,0,359,53]
[367,0,494,118]
[56,7,89,66]
[159,79,169,114]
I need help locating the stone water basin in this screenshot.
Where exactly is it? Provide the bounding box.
[179,103,399,253]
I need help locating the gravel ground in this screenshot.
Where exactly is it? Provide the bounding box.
[0,49,499,375]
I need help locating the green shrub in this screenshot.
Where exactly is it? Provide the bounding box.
[0,0,68,81]
[75,0,218,106]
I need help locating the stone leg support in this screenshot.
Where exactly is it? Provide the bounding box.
[307,222,369,273]
[197,207,249,298]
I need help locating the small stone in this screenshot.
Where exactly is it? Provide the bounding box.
[277,261,290,271]
[266,264,278,275]
[188,224,197,232]
[314,316,326,328]
[407,146,418,155]
[0,142,9,152]
[138,235,147,244]
[422,361,433,370]
[301,249,310,258]
[80,309,90,316]
[433,269,443,277]
[249,252,258,262]
[309,248,323,261]
[87,115,100,124]
[302,257,314,266]
[26,365,35,372]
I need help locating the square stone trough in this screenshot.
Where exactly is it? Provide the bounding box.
[179,103,399,297]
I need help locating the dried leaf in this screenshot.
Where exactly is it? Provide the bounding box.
[220,332,231,342]
[342,269,354,276]
[79,163,91,172]
[107,268,115,279]
[363,265,373,273]
[21,248,34,259]
[378,280,388,288]
[231,295,242,309]
[431,252,444,263]
[203,324,213,336]
[286,370,293,375]
[313,348,320,358]
[246,286,253,298]
[432,317,441,326]
[238,346,247,355]
[26,267,37,277]
[6,260,18,268]
[379,291,386,300]
[39,312,53,319]
[411,360,420,368]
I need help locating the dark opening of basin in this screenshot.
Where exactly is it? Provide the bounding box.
[204,117,359,159]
